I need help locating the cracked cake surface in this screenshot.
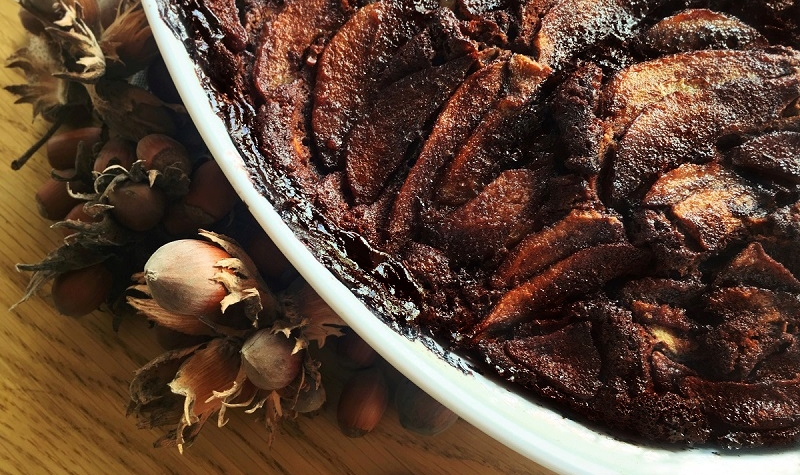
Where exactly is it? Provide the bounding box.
[162,0,800,448]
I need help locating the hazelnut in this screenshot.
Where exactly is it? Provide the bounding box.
[35,176,82,221]
[395,377,458,436]
[46,127,103,170]
[136,134,191,174]
[107,182,167,231]
[336,329,378,369]
[241,330,302,391]
[337,367,388,437]
[52,263,113,317]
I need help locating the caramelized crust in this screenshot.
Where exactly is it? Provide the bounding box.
[387,57,508,247]
[346,54,476,203]
[312,0,421,168]
[637,9,768,55]
[171,0,800,448]
[435,54,550,205]
[253,0,346,99]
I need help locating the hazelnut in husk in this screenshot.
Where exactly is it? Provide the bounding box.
[240,329,302,391]
[136,133,191,174]
[280,375,326,414]
[100,1,158,78]
[142,239,232,316]
[93,137,136,173]
[162,159,238,236]
[59,202,102,237]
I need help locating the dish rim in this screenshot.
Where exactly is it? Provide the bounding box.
[142,1,800,473]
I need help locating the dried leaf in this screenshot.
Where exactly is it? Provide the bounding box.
[5,35,75,120]
[100,1,158,77]
[48,1,106,83]
[85,79,183,141]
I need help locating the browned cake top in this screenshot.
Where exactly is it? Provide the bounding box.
[168,0,800,448]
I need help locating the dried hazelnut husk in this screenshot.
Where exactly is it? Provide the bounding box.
[51,262,113,316]
[85,80,181,142]
[281,280,346,347]
[18,7,46,35]
[127,344,205,447]
[5,34,72,123]
[337,367,388,437]
[7,0,111,166]
[65,0,101,33]
[395,377,459,436]
[240,329,302,390]
[59,202,101,237]
[282,379,326,413]
[47,0,106,83]
[97,0,124,29]
[25,0,104,33]
[129,337,246,451]
[127,286,221,337]
[100,0,158,78]
[155,325,211,350]
[52,166,93,194]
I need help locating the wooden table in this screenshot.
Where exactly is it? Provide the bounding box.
[0,4,557,474]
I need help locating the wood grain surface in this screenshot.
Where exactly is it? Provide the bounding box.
[0,3,559,475]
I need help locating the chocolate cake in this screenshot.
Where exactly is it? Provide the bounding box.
[161,0,800,448]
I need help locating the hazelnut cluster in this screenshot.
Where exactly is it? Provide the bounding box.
[5,0,460,450]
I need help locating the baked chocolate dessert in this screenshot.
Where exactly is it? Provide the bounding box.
[161,0,800,448]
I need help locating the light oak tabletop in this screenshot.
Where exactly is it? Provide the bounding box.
[0,3,557,474]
